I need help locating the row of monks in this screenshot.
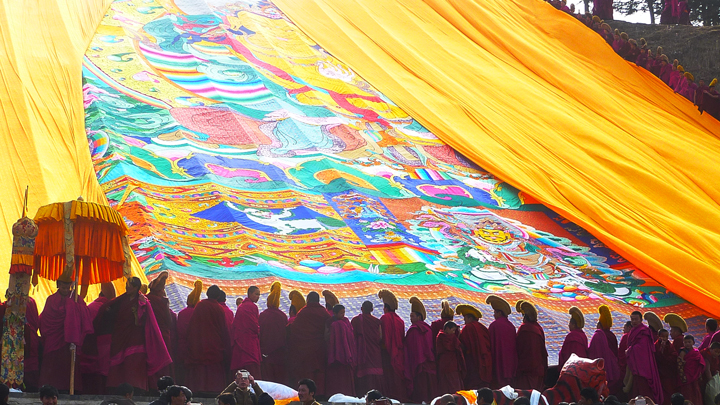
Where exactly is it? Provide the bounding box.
[7,273,720,405]
[548,1,720,120]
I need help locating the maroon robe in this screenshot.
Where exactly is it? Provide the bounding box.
[558,329,588,369]
[95,292,171,391]
[146,293,176,384]
[702,89,720,119]
[488,316,517,388]
[327,317,357,396]
[39,292,93,391]
[627,324,663,404]
[186,298,230,393]
[678,348,705,405]
[221,302,234,335]
[175,305,194,385]
[381,311,408,402]
[80,296,111,394]
[287,302,331,396]
[695,85,708,110]
[437,331,465,395]
[654,339,677,405]
[351,313,383,396]
[259,306,288,384]
[618,333,629,372]
[672,335,685,353]
[460,320,492,390]
[405,320,437,402]
[589,329,621,395]
[231,297,261,377]
[515,321,547,391]
[431,317,456,347]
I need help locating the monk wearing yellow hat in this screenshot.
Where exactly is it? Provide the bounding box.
[378,289,408,402]
[558,307,588,369]
[259,282,287,384]
[177,280,202,384]
[405,296,437,403]
[486,295,516,387]
[456,303,492,389]
[514,300,547,391]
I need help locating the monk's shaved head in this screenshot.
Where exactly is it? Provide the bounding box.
[361,301,373,314]
[248,286,259,296]
[307,291,320,303]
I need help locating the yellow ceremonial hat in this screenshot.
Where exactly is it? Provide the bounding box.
[455,304,482,319]
[267,281,281,309]
[187,279,203,307]
[441,299,454,319]
[664,313,688,333]
[378,289,398,311]
[598,305,612,329]
[289,290,306,312]
[710,78,718,87]
[486,295,511,317]
[140,284,148,295]
[409,296,426,320]
[517,300,538,321]
[322,289,339,309]
[149,271,168,293]
[101,282,116,300]
[644,311,663,331]
[569,306,585,328]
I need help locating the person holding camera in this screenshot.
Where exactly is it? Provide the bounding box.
[219,370,265,405]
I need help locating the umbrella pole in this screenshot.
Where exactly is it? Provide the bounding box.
[69,260,79,395]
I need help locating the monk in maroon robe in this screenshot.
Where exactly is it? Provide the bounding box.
[588,322,621,395]
[186,284,231,394]
[219,290,234,336]
[146,272,176,385]
[379,289,408,402]
[626,311,663,404]
[678,335,705,405]
[695,80,708,111]
[457,305,492,390]
[701,342,720,390]
[431,300,456,349]
[259,281,287,384]
[405,297,437,403]
[80,283,116,394]
[618,321,631,374]
[175,279,202,386]
[670,326,686,353]
[702,81,720,119]
[514,301,546,391]
[287,291,331,397]
[699,319,718,351]
[327,304,357,396]
[486,295,516,388]
[351,301,383,397]
[436,321,465,395]
[94,277,171,391]
[232,286,262,377]
[655,329,677,405]
[39,279,93,392]
[558,307,588,369]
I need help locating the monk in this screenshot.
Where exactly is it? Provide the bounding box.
[186,284,231,394]
[405,297,437,403]
[176,279,202,385]
[588,305,620,395]
[699,319,718,350]
[94,276,171,391]
[436,321,465,395]
[80,283,116,394]
[625,311,663,404]
[287,291,330,397]
[287,290,305,327]
[378,289,408,402]
[232,286,262,377]
[431,300,456,345]
[259,282,287,384]
[558,307,588,369]
[486,295,516,388]
[326,304,356,396]
[677,335,705,405]
[146,272,176,384]
[219,290,235,335]
[702,79,720,119]
[456,304,492,390]
[351,301,383,397]
[696,79,708,110]
[618,321,631,374]
[652,329,676,405]
[39,279,93,392]
[514,300,547,391]
[665,314,687,353]
[701,342,720,388]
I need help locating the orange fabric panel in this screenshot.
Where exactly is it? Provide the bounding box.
[272,0,720,315]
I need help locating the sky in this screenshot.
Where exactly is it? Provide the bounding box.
[567,1,654,23]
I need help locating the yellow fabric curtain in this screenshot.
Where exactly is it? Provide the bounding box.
[273,0,720,315]
[0,0,146,310]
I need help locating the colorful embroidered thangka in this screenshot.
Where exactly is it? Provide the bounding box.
[82,0,706,358]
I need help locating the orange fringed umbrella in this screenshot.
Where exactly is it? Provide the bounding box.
[32,198,132,297]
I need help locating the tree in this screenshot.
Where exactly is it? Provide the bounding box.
[613,0,663,23]
[614,0,720,25]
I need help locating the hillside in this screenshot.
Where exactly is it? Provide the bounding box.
[609,20,720,82]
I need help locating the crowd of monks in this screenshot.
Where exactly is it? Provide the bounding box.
[5,272,720,405]
[546,0,719,121]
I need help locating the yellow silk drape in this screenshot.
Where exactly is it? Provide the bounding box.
[273,0,720,315]
[0,0,146,310]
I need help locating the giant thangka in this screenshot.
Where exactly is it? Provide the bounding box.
[81,0,706,361]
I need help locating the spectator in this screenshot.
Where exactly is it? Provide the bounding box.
[218,370,265,405]
[514,397,531,405]
[0,384,9,405]
[149,376,175,405]
[365,390,383,405]
[297,379,320,405]
[580,388,600,405]
[100,383,136,405]
[257,393,275,405]
[218,394,236,405]
[39,385,59,405]
[477,388,495,405]
[164,386,190,405]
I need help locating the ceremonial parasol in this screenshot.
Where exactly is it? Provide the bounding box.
[32,197,133,394]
